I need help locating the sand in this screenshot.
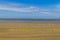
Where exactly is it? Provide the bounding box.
[0,21,60,40]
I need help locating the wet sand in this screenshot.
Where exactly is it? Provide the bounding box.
[0,21,60,40]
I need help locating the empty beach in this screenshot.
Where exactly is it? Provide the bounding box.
[0,21,60,40]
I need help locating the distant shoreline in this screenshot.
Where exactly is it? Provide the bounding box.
[0,19,60,22]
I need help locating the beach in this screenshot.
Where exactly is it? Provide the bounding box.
[0,21,60,40]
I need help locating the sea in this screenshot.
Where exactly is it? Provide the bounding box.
[0,19,60,22]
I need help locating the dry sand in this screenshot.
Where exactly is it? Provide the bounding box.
[0,21,60,40]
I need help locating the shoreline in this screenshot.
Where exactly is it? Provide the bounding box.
[0,20,60,23]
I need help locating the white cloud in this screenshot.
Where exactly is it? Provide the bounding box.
[0,5,35,12]
[0,2,51,14]
[39,4,60,15]
[0,2,60,15]
[0,2,39,13]
[47,4,60,14]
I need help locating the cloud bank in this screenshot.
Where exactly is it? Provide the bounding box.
[0,2,60,19]
[0,2,51,14]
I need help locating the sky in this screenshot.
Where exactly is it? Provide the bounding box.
[0,0,60,19]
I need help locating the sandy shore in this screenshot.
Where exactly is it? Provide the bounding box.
[0,21,60,40]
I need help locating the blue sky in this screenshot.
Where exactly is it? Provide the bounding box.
[0,0,60,19]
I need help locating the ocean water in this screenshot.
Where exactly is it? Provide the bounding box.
[0,19,60,22]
